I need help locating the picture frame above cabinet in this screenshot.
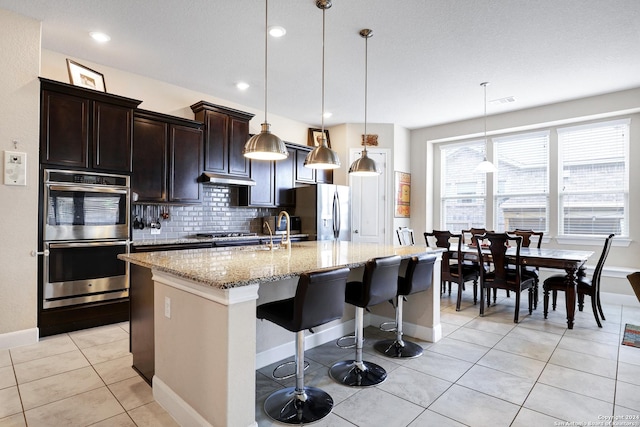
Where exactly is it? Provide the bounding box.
[39,78,142,173]
[132,110,203,204]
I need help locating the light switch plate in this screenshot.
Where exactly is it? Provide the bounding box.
[4,151,26,186]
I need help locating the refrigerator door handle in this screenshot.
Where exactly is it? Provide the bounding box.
[333,190,340,239]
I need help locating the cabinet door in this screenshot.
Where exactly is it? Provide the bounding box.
[248,160,275,207]
[295,148,316,183]
[203,111,228,174]
[169,124,203,203]
[132,117,168,202]
[275,146,295,206]
[41,90,89,168]
[316,169,334,184]
[93,102,133,172]
[228,117,250,177]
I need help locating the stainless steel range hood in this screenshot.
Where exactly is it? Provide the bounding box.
[199,172,256,186]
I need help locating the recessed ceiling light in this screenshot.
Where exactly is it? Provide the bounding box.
[90,32,111,43]
[323,112,332,119]
[236,82,250,91]
[268,26,286,38]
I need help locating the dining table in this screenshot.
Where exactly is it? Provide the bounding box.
[461,245,594,329]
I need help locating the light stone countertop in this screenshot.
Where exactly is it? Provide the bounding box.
[131,234,308,247]
[119,240,443,289]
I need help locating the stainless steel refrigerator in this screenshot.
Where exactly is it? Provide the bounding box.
[294,184,351,241]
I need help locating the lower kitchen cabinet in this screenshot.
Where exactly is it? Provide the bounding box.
[133,110,203,204]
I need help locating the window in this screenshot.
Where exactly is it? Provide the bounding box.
[494,131,549,232]
[440,140,487,231]
[558,119,629,236]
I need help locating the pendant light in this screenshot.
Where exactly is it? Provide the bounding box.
[474,81,498,173]
[243,0,288,161]
[349,29,380,176]
[304,0,340,170]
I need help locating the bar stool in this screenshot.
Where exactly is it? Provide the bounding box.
[257,267,350,424]
[329,255,401,387]
[374,253,436,358]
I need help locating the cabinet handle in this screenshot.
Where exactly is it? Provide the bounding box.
[31,250,50,257]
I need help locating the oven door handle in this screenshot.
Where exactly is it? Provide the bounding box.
[47,185,128,195]
[30,249,50,257]
[47,241,129,249]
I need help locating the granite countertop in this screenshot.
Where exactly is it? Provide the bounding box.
[131,234,308,247]
[119,241,443,289]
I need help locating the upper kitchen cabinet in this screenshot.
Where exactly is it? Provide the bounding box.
[133,110,203,204]
[292,144,333,184]
[190,101,254,179]
[39,78,141,173]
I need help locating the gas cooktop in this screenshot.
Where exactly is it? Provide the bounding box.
[195,232,258,238]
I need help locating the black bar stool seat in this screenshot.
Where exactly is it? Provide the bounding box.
[329,255,401,387]
[374,253,436,358]
[257,267,350,425]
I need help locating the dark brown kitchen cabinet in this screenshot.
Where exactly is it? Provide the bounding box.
[191,101,254,179]
[39,78,141,173]
[295,146,316,183]
[133,110,203,204]
[239,159,275,207]
[275,144,296,206]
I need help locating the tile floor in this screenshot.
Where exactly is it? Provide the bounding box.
[1,291,639,426]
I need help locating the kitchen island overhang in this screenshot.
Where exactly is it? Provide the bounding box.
[119,241,443,427]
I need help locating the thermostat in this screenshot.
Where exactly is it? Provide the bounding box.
[4,151,27,186]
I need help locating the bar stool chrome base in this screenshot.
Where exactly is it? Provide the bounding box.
[373,339,423,358]
[329,359,387,387]
[264,386,333,424]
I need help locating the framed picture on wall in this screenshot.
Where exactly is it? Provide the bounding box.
[394,171,411,218]
[66,59,107,92]
[308,128,331,148]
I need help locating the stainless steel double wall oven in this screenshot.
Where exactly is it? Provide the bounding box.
[42,169,130,309]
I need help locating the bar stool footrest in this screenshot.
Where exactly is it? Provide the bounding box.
[272,360,310,381]
[263,386,334,424]
[336,334,358,349]
[329,359,387,387]
[373,339,423,359]
[379,321,397,333]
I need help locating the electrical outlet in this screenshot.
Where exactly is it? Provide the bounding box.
[164,296,171,318]
[151,228,161,235]
[4,151,27,186]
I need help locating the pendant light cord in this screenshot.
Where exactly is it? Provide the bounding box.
[363,33,368,154]
[320,6,326,141]
[263,0,269,124]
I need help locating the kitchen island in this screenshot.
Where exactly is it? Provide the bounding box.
[119,241,443,427]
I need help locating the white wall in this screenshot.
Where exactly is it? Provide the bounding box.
[0,10,40,343]
[410,88,640,297]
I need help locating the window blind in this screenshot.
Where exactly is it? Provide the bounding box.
[494,131,549,232]
[440,140,487,231]
[558,119,629,236]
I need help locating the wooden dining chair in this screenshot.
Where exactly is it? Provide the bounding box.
[627,272,640,303]
[543,234,614,328]
[425,230,479,311]
[461,228,492,246]
[475,232,535,323]
[508,229,544,308]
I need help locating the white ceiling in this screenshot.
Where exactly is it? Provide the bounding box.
[2,0,640,129]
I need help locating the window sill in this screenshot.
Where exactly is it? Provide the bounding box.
[555,235,631,247]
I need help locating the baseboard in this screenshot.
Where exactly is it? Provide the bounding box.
[255,319,356,369]
[154,375,259,427]
[0,327,39,350]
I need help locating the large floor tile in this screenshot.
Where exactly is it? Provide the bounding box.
[92,354,137,385]
[476,348,546,380]
[429,384,520,427]
[0,413,26,427]
[24,387,124,427]
[516,317,567,335]
[108,376,154,411]
[408,409,466,427]
[447,326,504,347]
[618,345,640,366]
[402,350,473,382]
[18,366,104,410]
[564,326,620,345]
[427,336,490,363]
[456,364,535,405]
[510,407,563,426]
[558,335,619,361]
[0,387,22,419]
[332,387,423,427]
[0,366,16,390]
[618,361,640,386]
[81,338,132,365]
[463,317,516,335]
[13,349,89,384]
[524,383,613,422]
[0,351,11,369]
[68,325,129,349]
[9,335,77,365]
[89,412,136,427]
[127,402,180,427]
[549,347,617,379]
[507,325,563,347]
[537,363,615,403]
[615,381,640,412]
[494,335,556,362]
[377,365,452,408]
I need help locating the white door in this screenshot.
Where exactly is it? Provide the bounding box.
[349,148,388,244]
